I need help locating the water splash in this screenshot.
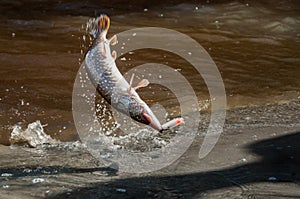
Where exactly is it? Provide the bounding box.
[10,121,55,147]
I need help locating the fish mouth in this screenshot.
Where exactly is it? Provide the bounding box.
[128,98,162,131]
[142,110,162,132]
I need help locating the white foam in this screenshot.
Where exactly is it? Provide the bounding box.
[10,121,55,147]
[32,178,45,184]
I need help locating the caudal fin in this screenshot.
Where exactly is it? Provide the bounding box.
[87,14,110,38]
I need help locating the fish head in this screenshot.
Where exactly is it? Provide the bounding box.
[127,98,162,131]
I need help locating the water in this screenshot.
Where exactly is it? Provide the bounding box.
[0,1,299,198]
[0,0,299,145]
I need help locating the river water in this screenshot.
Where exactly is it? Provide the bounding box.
[0,0,299,198]
[0,0,299,144]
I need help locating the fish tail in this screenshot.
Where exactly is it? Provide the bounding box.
[87,14,110,38]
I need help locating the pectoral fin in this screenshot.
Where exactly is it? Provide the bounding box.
[109,35,118,46]
[134,79,149,90]
[127,73,150,94]
[127,73,135,94]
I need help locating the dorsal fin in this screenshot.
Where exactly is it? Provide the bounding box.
[87,14,110,39]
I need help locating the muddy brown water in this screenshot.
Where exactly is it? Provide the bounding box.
[0,0,299,144]
[0,0,299,198]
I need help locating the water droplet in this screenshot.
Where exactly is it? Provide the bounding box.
[11,33,15,37]
[3,185,10,189]
[32,178,45,184]
[116,188,126,193]
[268,176,277,181]
[132,33,137,36]
[23,168,32,173]
[143,8,148,12]
[1,173,13,177]
[188,52,192,55]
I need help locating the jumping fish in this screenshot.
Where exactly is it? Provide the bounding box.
[84,14,184,132]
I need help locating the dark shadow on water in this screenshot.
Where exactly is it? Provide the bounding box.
[0,166,118,177]
[1,131,299,198]
[45,131,299,198]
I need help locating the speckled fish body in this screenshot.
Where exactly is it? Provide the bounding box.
[84,15,184,131]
